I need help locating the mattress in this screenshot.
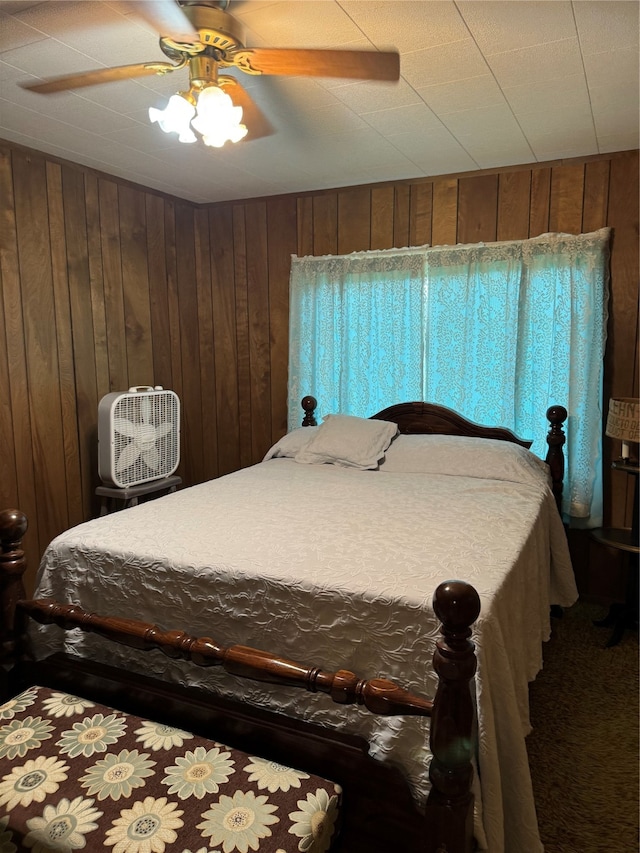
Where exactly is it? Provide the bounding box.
[32,438,578,853]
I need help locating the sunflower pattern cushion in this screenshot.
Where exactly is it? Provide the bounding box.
[0,686,342,853]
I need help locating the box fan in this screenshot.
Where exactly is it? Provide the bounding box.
[98,386,180,489]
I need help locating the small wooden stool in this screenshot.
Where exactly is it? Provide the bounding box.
[96,475,181,516]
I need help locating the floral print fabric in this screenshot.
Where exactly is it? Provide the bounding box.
[0,687,341,853]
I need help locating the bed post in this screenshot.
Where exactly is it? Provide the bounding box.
[545,405,567,515]
[425,580,481,853]
[301,395,317,426]
[0,509,28,699]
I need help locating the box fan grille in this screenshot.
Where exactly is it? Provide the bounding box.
[98,387,180,488]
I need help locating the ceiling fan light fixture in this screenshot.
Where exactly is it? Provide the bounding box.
[191,84,248,147]
[148,93,197,143]
[21,2,400,151]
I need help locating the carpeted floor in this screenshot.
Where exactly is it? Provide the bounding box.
[526,601,639,853]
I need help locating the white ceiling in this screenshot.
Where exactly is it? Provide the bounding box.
[0,0,638,204]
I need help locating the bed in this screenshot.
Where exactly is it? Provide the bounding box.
[0,514,480,853]
[22,400,578,853]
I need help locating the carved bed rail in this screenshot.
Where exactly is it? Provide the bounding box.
[20,598,436,718]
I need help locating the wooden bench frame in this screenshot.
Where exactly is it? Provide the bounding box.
[1,508,480,853]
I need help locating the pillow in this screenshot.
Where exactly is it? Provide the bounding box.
[379,433,551,487]
[294,414,398,470]
[263,426,319,461]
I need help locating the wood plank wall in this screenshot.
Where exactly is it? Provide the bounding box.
[0,141,637,598]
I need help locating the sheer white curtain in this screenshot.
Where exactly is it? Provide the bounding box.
[288,246,429,423]
[288,229,611,525]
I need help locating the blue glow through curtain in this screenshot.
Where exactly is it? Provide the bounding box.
[288,246,429,422]
[288,229,610,525]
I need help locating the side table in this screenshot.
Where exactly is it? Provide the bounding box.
[591,459,639,647]
[96,475,182,516]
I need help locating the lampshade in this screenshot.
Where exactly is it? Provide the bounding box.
[148,94,197,144]
[191,86,248,148]
[605,397,639,459]
[149,85,247,148]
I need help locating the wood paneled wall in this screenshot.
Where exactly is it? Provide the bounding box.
[0,142,637,596]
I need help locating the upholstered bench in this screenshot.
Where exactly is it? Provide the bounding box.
[0,684,342,852]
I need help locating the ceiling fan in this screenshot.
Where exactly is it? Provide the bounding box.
[20,0,400,147]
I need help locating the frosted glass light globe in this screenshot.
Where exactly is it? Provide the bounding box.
[149,95,197,143]
[191,86,248,148]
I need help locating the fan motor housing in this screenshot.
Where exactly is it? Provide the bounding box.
[98,387,181,489]
[177,4,245,52]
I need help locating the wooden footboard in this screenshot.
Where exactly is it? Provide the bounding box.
[0,508,481,853]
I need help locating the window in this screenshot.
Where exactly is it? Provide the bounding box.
[288,229,611,525]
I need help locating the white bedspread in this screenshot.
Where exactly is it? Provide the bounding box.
[32,459,577,853]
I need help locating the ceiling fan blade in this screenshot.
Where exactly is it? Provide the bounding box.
[128,0,200,43]
[231,48,400,81]
[219,76,273,140]
[20,62,182,94]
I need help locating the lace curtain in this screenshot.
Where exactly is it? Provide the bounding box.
[288,229,611,525]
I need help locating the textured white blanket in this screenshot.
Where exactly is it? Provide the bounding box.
[33,458,577,852]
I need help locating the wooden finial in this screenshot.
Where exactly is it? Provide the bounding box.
[0,508,28,629]
[426,579,480,853]
[546,405,567,515]
[301,395,317,427]
[0,508,29,692]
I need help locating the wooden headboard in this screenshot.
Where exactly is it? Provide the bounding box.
[300,396,567,515]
